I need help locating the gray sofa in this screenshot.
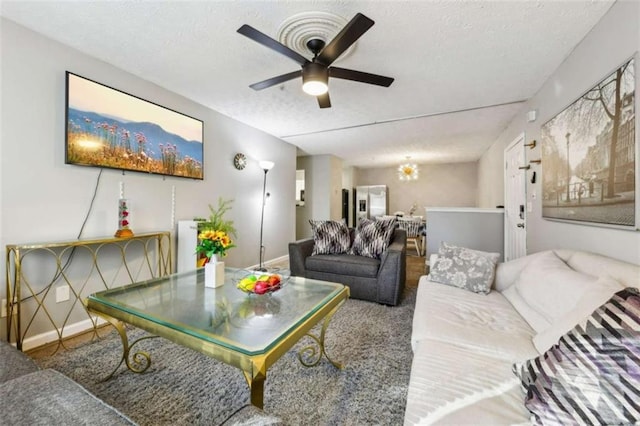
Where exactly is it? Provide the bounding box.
[0,340,136,425]
[0,340,281,425]
[289,228,406,305]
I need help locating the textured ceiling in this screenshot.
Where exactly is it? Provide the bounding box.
[1,0,614,168]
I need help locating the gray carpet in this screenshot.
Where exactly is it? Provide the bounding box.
[35,287,416,425]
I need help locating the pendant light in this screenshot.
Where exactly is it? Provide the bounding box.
[398,157,419,181]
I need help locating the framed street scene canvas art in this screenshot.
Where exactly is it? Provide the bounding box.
[541,57,636,228]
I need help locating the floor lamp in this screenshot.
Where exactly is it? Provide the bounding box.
[257,160,274,271]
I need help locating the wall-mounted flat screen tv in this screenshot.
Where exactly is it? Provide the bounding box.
[65,72,204,179]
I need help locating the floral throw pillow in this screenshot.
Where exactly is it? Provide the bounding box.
[350,218,395,259]
[309,219,351,255]
[512,287,640,425]
[429,242,500,294]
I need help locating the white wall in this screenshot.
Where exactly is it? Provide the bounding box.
[1,19,297,337]
[478,141,507,209]
[295,156,312,239]
[342,166,356,227]
[477,0,640,264]
[295,154,343,239]
[329,155,343,221]
[356,162,479,215]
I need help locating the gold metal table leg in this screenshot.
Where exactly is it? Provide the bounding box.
[242,357,267,409]
[92,312,157,381]
[298,299,345,369]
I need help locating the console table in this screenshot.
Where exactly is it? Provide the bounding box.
[5,232,172,351]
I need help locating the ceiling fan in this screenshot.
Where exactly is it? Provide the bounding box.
[237,13,394,108]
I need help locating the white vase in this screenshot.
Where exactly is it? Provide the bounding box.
[204,257,225,288]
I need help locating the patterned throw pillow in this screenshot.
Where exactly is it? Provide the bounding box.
[429,242,500,294]
[309,219,351,255]
[375,216,397,245]
[350,218,395,259]
[512,287,640,425]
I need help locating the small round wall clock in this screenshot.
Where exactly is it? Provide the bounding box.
[233,153,247,170]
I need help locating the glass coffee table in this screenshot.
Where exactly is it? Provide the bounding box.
[86,268,349,408]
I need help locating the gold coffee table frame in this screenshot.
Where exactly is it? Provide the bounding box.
[86,269,349,409]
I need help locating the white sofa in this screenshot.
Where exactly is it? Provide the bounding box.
[404,249,640,425]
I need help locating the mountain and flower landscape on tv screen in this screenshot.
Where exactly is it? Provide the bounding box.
[65,72,204,179]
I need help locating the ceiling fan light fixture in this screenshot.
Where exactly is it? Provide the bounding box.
[302,62,328,96]
[238,13,392,107]
[302,80,328,96]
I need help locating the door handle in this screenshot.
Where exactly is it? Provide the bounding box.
[517,223,525,228]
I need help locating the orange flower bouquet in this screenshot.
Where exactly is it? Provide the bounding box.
[196,229,235,263]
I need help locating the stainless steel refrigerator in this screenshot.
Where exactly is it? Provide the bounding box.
[355,185,388,224]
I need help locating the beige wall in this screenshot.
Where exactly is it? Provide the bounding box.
[355,162,478,215]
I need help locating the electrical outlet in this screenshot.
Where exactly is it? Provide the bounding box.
[56,285,70,303]
[1,298,17,317]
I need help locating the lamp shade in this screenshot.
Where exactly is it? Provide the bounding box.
[259,160,275,171]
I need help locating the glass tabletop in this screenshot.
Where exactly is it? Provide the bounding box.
[87,267,345,356]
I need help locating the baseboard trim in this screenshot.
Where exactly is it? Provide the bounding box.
[21,316,108,352]
[246,255,289,270]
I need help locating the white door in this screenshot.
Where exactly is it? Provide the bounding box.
[504,133,527,261]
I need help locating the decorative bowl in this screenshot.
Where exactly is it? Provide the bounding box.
[234,269,290,295]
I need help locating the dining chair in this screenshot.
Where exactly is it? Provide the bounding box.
[398,217,423,256]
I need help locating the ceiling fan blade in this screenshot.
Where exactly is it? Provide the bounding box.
[329,67,394,87]
[316,13,374,66]
[249,70,302,91]
[238,24,309,66]
[317,92,331,108]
